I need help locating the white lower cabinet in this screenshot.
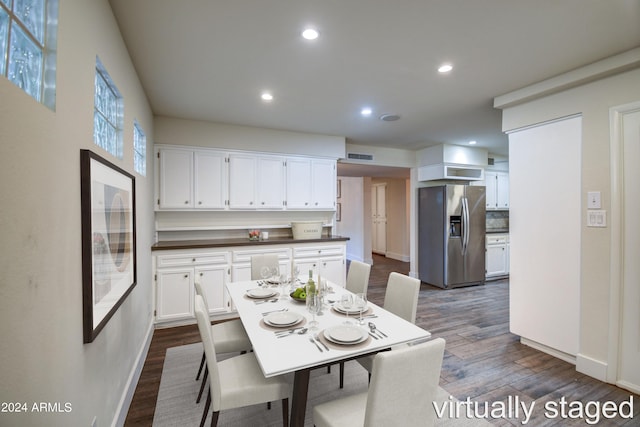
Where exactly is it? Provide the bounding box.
[485,234,509,279]
[155,250,231,323]
[293,245,346,287]
[154,241,347,325]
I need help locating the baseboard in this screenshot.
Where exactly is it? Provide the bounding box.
[576,353,608,382]
[346,252,365,263]
[112,319,154,427]
[385,251,410,262]
[520,337,577,365]
[616,379,640,395]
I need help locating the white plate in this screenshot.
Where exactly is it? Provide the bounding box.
[264,311,303,327]
[324,325,368,344]
[333,303,365,315]
[246,288,277,299]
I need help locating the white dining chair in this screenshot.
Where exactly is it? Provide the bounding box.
[251,254,280,280]
[355,272,421,377]
[337,260,372,387]
[194,282,252,403]
[345,260,371,295]
[194,295,291,427]
[313,338,446,427]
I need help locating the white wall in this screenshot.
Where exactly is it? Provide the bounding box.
[0,1,155,425]
[155,116,345,159]
[499,65,640,380]
[335,177,367,262]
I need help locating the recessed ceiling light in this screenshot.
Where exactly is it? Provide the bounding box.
[302,28,319,40]
[261,93,273,102]
[438,64,453,73]
[361,107,372,116]
[468,140,477,145]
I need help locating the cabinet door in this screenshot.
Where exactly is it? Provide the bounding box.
[286,157,312,209]
[257,156,285,209]
[496,172,510,209]
[318,256,345,287]
[311,159,336,209]
[228,154,257,209]
[486,244,507,277]
[159,148,193,209]
[485,171,497,209]
[194,150,227,209]
[156,267,193,321]
[196,265,229,315]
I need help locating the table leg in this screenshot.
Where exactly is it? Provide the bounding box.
[290,368,311,427]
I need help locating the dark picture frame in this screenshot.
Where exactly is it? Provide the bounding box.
[336,179,341,199]
[81,150,136,343]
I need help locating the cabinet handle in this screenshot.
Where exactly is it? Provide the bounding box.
[315,202,318,206]
[200,272,203,276]
[198,201,202,205]
[192,258,196,262]
[305,202,308,206]
[261,201,265,205]
[185,201,189,204]
[249,201,253,205]
[184,274,188,279]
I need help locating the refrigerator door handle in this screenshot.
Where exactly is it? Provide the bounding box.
[462,197,469,255]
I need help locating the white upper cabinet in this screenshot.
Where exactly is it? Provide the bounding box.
[257,155,286,209]
[194,150,227,209]
[485,171,509,210]
[286,157,336,210]
[228,153,257,209]
[158,147,227,210]
[228,153,286,210]
[156,145,336,211]
[158,148,193,209]
[286,157,313,209]
[311,159,336,209]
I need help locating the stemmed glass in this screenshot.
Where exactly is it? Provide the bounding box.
[354,293,367,325]
[340,294,354,324]
[260,266,271,284]
[270,266,280,285]
[307,294,321,330]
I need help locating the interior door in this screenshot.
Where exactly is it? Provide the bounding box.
[619,106,640,392]
[371,184,387,255]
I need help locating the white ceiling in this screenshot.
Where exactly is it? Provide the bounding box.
[109,0,640,162]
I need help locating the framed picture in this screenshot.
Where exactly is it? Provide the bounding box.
[336,202,342,222]
[81,150,136,343]
[336,179,341,199]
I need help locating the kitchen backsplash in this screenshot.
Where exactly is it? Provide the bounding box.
[486,210,509,231]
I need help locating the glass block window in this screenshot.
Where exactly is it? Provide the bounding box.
[133,120,146,176]
[94,57,123,159]
[0,0,58,109]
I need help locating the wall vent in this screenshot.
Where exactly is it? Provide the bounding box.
[347,152,374,161]
[488,157,495,166]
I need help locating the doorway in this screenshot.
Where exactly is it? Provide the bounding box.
[610,101,640,394]
[371,183,387,255]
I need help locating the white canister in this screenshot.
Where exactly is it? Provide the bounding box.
[261,231,269,240]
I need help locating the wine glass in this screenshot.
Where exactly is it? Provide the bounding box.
[270,266,280,286]
[307,294,321,330]
[355,293,367,325]
[340,294,354,324]
[260,265,271,284]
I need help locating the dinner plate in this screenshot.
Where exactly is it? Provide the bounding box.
[264,311,303,327]
[246,288,277,299]
[323,325,368,345]
[333,303,365,315]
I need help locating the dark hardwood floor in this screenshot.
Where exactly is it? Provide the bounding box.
[125,255,638,426]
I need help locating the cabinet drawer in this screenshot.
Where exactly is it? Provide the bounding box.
[486,235,508,245]
[293,245,344,259]
[157,252,229,267]
[232,247,291,263]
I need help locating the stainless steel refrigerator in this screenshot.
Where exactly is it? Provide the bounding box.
[418,185,486,289]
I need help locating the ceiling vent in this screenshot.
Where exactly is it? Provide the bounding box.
[347,152,374,161]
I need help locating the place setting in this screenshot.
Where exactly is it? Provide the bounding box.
[244,287,280,303]
[316,324,372,350]
[259,310,306,331]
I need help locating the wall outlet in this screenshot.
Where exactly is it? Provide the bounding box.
[587,210,607,227]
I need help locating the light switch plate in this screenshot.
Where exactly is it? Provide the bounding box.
[587,191,601,209]
[587,210,607,227]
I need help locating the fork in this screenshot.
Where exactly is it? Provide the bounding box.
[308,336,323,352]
[314,333,330,351]
[254,298,278,304]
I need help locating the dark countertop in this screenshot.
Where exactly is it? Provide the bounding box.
[151,235,350,251]
[486,229,509,234]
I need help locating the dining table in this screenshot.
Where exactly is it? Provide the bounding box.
[225,277,432,427]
